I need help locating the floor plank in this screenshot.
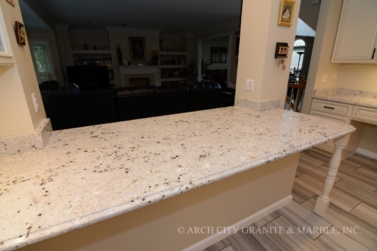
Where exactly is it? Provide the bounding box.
[315,227,371,251]
[297,161,341,183]
[347,154,377,171]
[354,167,377,181]
[254,212,280,228]
[292,182,316,204]
[295,174,361,212]
[350,202,377,229]
[228,230,282,251]
[202,239,232,251]
[334,179,377,208]
[262,217,326,251]
[277,201,332,240]
[306,151,332,163]
[302,197,377,251]
[321,164,377,190]
[299,152,327,167]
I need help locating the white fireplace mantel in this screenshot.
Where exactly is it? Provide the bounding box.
[118,66,159,87]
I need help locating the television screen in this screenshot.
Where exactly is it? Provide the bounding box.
[66,66,109,90]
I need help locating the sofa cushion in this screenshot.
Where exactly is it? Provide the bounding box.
[66,83,81,94]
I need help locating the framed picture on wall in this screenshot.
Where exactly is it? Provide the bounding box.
[210,47,227,63]
[278,0,295,27]
[129,37,146,60]
[15,21,26,45]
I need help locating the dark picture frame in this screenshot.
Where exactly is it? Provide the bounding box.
[129,37,146,60]
[210,47,227,63]
[15,21,26,45]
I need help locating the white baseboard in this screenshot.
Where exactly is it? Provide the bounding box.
[182,195,292,251]
[357,148,377,160]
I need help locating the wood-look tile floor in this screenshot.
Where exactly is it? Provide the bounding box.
[203,149,377,251]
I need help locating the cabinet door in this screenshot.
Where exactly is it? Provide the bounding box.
[332,0,377,64]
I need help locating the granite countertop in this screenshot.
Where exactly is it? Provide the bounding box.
[313,88,377,108]
[0,106,355,251]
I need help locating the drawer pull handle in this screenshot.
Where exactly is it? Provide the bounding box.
[324,106,335,109]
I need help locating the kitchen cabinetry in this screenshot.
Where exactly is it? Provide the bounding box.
[331,0,377,64]
[310,98,377,157]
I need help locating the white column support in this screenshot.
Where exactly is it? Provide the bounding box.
[197,41,202,82]
[314,134,350,215]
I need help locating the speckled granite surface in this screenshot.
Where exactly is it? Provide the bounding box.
[235,98,280,111]
[0,107,355,251]
[313,88,377,108]
[0,119,52,157]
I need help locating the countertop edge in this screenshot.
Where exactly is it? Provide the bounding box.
[1,126,356,251]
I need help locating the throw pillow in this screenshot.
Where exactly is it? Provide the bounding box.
[66,83,81,94]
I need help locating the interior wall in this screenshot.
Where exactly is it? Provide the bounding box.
[301,0,343,114]
[196,25,240,83]
[235,0,301,107]
[0,0,46,136]
[358,124,377,157]
[202,36,228,70]
[337,64,377,91]
[69,29,109,50]
[298,0,321,31]
[107,30,160,87]
[26,28,65,85]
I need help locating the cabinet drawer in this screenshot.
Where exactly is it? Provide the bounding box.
[352,106,377,125]
[310,110,351,124]
[311,99,353,117]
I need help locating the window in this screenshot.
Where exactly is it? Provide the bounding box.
[290,39,305,72]
[30,40,54,83]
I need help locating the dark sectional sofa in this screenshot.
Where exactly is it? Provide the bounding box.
[41,82,234,130]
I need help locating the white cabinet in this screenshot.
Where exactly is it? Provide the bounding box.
[352,105,377,124]
[310,98,377,157]
[332,0,377,64]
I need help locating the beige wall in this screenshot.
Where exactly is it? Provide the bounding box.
[202,36,228,70]
[107,30,160,87]
[26,28,65,85]
[236,0,301,107]
[196,26,239,84]
[359,124,377,156]
[0,0,46,136]
[301,0,343,114]
[337,64,377,91]
[298,0,320,31]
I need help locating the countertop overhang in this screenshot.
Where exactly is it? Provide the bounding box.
[0,106,355,251]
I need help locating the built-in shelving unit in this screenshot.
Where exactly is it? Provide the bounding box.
[68,27,114,83]
[158,32,188,86]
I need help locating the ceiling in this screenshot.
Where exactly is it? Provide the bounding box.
[20,0,315,37]
[20,0,242,33]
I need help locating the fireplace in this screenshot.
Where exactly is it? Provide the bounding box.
[125,74,154,87]
[119,66,158,87]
